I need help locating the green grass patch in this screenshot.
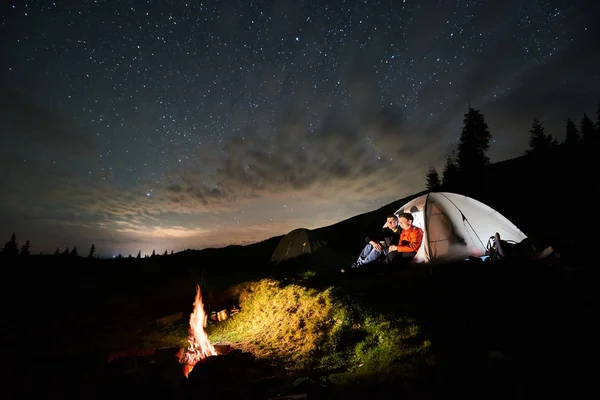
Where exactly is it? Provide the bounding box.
[133,273,435,388]
[205,278,434,384]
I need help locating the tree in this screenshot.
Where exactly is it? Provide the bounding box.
[456,106,492,173]
[136,250,141,259]
[163,249,168,256]
[1,233,19,258]
[425,165,442,191]
[19,240,31,257]
[71,246,78,257]
[62,247,70,256]
[564,118,579,147]
[88,244,96,259]
[54,247,60,256]
[597,102,600,133]
[151,250,156,257]
[442,154,460,191]
[526,118,557,155]
[581,113,596,142]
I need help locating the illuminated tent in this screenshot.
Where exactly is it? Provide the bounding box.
[394,192,527,264]
[270,228,345,267]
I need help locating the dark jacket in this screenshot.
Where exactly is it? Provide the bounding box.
[365,227,401,249]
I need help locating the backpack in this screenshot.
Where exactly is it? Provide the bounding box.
[486,233,543,261]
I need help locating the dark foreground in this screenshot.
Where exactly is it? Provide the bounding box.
[2,253,599,399]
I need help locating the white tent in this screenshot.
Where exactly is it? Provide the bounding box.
[394,192,527,264]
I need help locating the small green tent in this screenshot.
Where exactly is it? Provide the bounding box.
[270,228,345,267]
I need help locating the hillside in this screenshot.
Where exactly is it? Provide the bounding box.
[2,145,599,399]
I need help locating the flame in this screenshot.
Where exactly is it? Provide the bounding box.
[180,284,217,377]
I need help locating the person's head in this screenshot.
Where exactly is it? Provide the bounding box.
[398,213,414,230]
[386,214,399,230]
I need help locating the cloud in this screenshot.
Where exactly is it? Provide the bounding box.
[154,102,426,213]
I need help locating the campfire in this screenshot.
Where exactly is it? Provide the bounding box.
[179,284,217,377]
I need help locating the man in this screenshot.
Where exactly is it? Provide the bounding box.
[382,212,423,266]
[342,214,401,272]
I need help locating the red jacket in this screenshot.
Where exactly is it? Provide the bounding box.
[397,225,424,253]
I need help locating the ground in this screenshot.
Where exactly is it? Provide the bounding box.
[2,254,598,399]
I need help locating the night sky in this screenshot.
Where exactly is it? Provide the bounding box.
[1,1,598,258]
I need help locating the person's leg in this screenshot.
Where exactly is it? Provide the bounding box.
[383,251,416,266]
[356,248,389,272]
[358,245,383,265]
[344,244,383,272]
[357,244,376,262]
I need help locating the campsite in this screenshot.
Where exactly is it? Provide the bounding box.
[4,1,600,397]
[2,147,600,399]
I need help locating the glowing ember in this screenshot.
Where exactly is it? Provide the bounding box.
[180,284,217,377]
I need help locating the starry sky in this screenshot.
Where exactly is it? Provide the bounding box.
[1,0,599,258]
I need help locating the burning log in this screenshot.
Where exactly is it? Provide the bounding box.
[180,284,217,377]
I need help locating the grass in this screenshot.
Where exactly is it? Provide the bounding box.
[137,273,435,390]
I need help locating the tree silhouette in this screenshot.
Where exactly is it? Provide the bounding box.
[163,249,168,256]
[564,118,579,147]
[596,102,600,133]
[425,165,442,191]
[526,118,557,155]
[442,154,460,191]
[88,244,96,259]
[71,246,78,257]
[137,250,141,259]
[581,113,596,142]
[151,250,156,257]
[1,233,19,258]
[456,106,492,173]
[62,247,70,256]
[19,240,31,257]
[54,247,60,256]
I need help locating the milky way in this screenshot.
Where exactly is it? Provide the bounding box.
[1,0,598,257]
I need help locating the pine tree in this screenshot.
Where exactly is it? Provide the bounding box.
[19,240,31,257]
[54,247,60,256]
[564,118,579,147]
[456,106,492,173]
[62,247,70,256]
[88,244,96,259]
[442,154,460,191]
[425,165,442,191]
[596,102,600,133]
[1,233,19,258]
[526,118,557,155]
[151,249,156,257]
[163,249,168,256]
[581,113,596,142]
[137,250,141,259]
[71,246,78,257]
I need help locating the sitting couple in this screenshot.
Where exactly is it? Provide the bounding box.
[343,212,423,272]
